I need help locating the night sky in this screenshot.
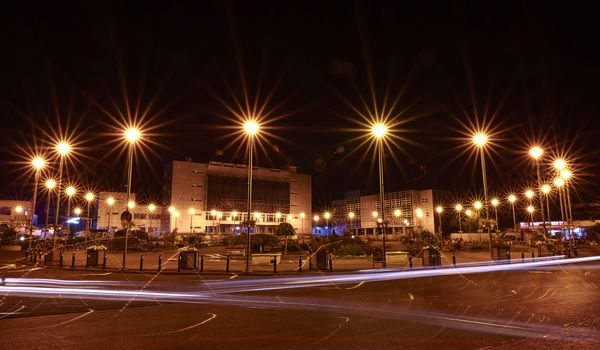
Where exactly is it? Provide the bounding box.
[1,0,599,209]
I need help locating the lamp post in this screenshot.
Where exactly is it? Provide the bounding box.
[561,169,574,249]
[553,159,568,241]
[323,211,332,236]
[243,120,259,273]
[106,197,115,233]
[52,142,71,252]
[508,194,517,231]
[415,208,424,234]
[29,157,46,250]
[65,186,77,238]
[188,208,195,234]
[14,206,23,244]
[74,207,82,232]
[372,122,388,267]
[148,204,156,236]
[122,127,141,271]
[541,184,552,224]
[435,206,443,249]
[473,133,493,258]
[553,177,566,234]
[529,146,547,236]
[84,192,95,234]
[348,211,356,236]
[313,215,319,235]
[527,206,535,229]
[465,209,473,233]
[491,198,499,232]
[44,178,57,238]
[455,204,463,233]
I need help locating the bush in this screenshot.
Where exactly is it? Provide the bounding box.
[0,224,18,245]
[401,229,439,256]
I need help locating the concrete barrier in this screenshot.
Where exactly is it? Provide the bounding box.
[252,253,281,265]
[386,251,409,264]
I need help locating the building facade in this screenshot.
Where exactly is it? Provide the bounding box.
[95,192,162,235]
[318,189,438,238]
[161,160,311,237]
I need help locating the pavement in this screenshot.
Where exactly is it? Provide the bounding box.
[1,245,549,274]
[0,250,599,349]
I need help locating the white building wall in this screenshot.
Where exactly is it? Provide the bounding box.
[163,160,311,236]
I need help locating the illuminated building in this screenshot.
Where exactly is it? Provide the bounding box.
[326,190,439,238]
[161,160,311,235]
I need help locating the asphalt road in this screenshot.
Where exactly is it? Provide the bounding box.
[1,258,599,349]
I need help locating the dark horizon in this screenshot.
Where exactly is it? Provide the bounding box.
[1,0,599,209]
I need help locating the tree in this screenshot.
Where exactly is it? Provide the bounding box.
[401,229,439,256]
[0,224,17,245]
[274,222,296,256]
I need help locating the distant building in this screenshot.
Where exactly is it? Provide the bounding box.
[95,192,162,235]
[319,189,441,238]
[0,199,34,227]
[161,160,311,236]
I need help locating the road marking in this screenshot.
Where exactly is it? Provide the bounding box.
[344,281,365,290]
[47,309,94,327]
[314,316,349,344]
[0,304,25,318]
[80,272,112,276]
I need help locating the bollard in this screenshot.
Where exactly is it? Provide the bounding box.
[567,249,571,258]
[139,254,144,271]
[298,254,302,273]
[158,255,162,271]
[409,256,413,268]
[177,254,181,272]
[102,253,107,270]
[71,253,75,268]
[86,253,89,268]
[59,252,64,267]
[226,255,230,273]
[309,256,312,270]
[574,247,578,256]
[452,254,456,267]
[328,254,333,272]
[43,254,47,265]
[33,254,37,263]
[521,252,525,263]
[531,251,535,261]
[200,255,204,272]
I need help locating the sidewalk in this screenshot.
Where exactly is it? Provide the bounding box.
[7,247,550,274]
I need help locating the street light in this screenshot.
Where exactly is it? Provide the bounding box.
[472,132,493,258]
[44,179,57,238]
[84,192,94,234]
[65,186,77,236]
[122,127,141,271]
[415,208,423,231]
[560,169,574,249]
[28,156,45,252]
[527,205,535,228]
[52,141,72,253]
[508,194,517,231]
[371,122,389,267]
[435,206,443,240]
[465,209,473,233]
[323,211,331,235]
[243,119,259,272]
[455,204,463,232]
[106,196,115,233]
[541,184,552,224]
[14,206,23,244]
[529,146,547,237]
[148,204,156,235]
[553,159,567,171]
[491,198,499,232]
[74,207,82,216]
[525,189,534,200]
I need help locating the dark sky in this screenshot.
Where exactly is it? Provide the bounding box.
[1,0,599,208]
